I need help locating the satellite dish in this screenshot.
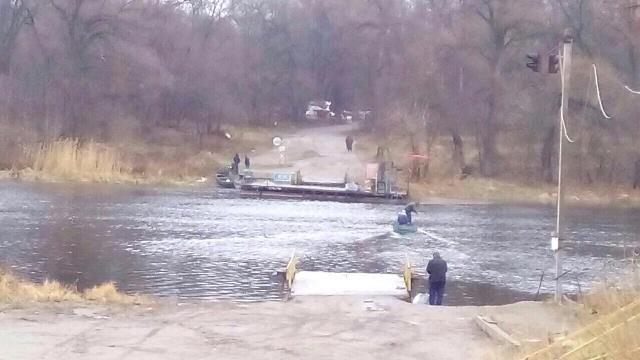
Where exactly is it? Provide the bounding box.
[272,136,283,147]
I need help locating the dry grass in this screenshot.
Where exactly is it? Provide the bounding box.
[6,124,274,184]
[407,177,640,207]
[356,130,640,207]
[409,177,551,204]
[517,276,640,360]
[17,138,214,184]
[24,139,128,183]
[580,274,640,316]
[0,268,145,306]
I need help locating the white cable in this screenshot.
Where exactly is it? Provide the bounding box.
[561,111,575,143]
[560,57,576,143]
[592,64,612,119]
[625,85,640,95]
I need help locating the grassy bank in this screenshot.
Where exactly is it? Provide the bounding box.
[408,177,640,208]
[0,268,145,306]
[0,125,273,185]
[514,276,640,359]
[352,131,640,208]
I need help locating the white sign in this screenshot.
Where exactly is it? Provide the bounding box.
[272,136,283,147]
[551,236,559,251]
[278,145,286,152]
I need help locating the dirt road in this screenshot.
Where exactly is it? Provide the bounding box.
[0,297,577,360]
[250,123,368,183]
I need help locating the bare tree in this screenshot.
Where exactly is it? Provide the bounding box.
[0,0,33,74]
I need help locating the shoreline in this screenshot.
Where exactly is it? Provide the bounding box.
[3,173,640,210]
[408,177,640,209]
[0,169,211,187]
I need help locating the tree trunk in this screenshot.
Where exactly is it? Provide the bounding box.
[410,139,421,181]
[480,60,501,177]
[450,128,465,173]
[480,99,498,176]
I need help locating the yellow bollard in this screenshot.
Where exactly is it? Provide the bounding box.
[285,251,297,289]
[402,255,412,294]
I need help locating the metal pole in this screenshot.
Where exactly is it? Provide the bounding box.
[555,34,572,304]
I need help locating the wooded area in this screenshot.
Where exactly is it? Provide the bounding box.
[0,0,639,186]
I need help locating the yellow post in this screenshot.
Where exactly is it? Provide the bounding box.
[285,251,297,288]
[403,255,412,294]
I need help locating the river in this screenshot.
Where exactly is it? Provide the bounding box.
[1,181,638,305]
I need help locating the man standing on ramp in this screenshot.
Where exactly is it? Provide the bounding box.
[426,252,448,305]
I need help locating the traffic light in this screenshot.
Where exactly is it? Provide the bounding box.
[548,54,560,74]
[526,53,540,72]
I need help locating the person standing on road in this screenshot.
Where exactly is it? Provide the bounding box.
[634,159,640,189]
[244,154,251,169]
[233,153,240,174]
[345,135,354,152]
[426,252,447,305]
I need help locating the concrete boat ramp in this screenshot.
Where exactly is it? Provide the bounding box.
[291,271,408,297]
[283,253,413,299]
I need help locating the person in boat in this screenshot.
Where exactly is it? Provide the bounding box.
[426,252,448,305]
[404,202,418,224]
[397,212,409,225]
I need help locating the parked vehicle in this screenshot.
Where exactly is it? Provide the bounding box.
[305,100,333,121]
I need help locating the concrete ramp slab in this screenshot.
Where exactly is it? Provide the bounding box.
[291,271,407,297]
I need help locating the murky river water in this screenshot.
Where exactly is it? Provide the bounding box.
[1,182,639,305]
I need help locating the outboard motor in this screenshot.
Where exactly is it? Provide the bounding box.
[397,212,409,225]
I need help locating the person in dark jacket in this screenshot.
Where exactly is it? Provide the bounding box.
[404,202,418,224]
[634,159,640,189]
[345,135,354,152]
[244,155,251,169]
[233,153,240,173]
[426,252,447,305]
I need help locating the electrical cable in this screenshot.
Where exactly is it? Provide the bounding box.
[591,64,612,119]
[560,56,576,143]
[624,85,640,95]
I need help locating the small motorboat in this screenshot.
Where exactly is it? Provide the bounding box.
[393,221,418,234]
[215,174,235,188]
[393,211,417,234]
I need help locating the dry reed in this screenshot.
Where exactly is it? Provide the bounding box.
[24,139,126,182]
[0,268,145,305]
[518,276,640,360]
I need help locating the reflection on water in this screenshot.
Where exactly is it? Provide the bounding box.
[0,182,638,305]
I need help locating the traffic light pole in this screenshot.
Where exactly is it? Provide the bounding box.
[555,35,572,304]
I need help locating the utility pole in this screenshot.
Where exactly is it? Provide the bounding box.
[555,32,573,304]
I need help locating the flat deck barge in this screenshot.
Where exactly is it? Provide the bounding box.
[239,181,407,203]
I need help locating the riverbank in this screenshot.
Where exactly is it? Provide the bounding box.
[0,296,580,360]
[350,130,640,208]
[0,125,275,186]
[3,123,639,207]
[0,269,146,306]
[1,267,638,359]
[408,177,640,208]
